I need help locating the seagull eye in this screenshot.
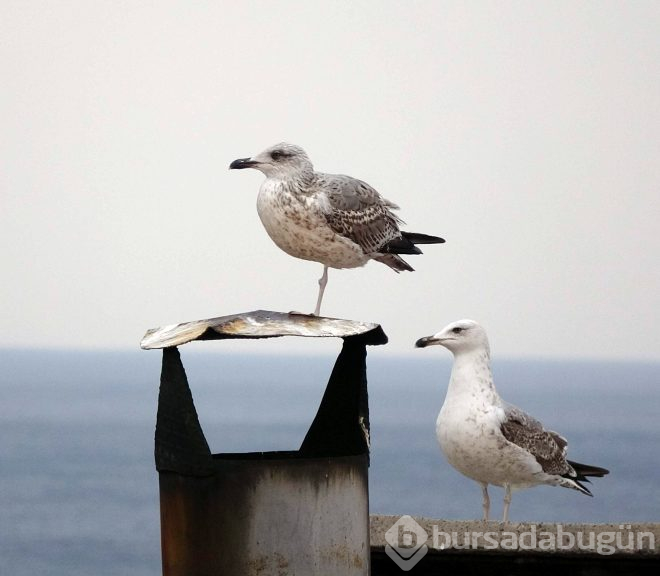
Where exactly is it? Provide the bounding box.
[270,151,284,160]
[452,327,464,334]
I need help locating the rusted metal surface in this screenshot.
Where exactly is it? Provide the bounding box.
[140,309,387,349]
[160,454,369,576]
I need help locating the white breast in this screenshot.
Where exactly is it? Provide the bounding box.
[437,386,543,488]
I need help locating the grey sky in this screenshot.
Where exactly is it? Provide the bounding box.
[2,1,659,359]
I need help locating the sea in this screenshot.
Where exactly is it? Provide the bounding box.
[1,348,658,575]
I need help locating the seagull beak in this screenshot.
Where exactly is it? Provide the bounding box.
[415,335,443,348]
[229,157,259,170]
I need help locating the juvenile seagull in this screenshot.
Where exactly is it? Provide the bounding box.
[230,143,444,316]
[416,320,608,522]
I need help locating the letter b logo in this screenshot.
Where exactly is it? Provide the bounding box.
[385,515,429,571]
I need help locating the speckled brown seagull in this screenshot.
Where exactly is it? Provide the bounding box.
[416,319,609,522]
[230,143,445,316]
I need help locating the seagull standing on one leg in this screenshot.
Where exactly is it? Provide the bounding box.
[415,319,609,522]
[230,143,445,316]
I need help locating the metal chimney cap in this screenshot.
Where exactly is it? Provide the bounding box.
[141,310,387,349]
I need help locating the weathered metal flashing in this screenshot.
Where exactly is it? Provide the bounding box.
[141,309,387,349]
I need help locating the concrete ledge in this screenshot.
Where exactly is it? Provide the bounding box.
[370,515,659,575]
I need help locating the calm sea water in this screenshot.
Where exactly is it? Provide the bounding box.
[1,349,658,575]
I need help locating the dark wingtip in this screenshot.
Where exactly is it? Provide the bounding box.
[382,238,422,255]
[401,232,446,245]
[564,460,608,496]
[568,460,610,478]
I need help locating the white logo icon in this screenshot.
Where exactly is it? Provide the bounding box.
[384,515,429,571]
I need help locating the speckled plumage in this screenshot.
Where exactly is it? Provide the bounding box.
[416,320,608,522]
[230,143,445,315]
[256,174,377,270]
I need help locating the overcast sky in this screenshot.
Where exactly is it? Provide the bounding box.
[2,1,659,359]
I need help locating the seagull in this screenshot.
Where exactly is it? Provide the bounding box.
[229,143,445,316]
[415,319,609,523]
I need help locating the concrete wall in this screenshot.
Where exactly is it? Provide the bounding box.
[370,515,659,575]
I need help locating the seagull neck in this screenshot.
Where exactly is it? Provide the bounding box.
[447,348,498,402]
[270,170,314,192]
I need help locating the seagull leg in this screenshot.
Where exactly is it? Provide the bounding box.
[313,265,329,316]
[502,484,512,523]
[480,483,490,521]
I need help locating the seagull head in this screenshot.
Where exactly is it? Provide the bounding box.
[415,319,489,355]
[229,143,313,178]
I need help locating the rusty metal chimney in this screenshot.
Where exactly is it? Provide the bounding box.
[141,310,387,575]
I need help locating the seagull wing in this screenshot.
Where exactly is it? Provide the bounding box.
[313,173,404,255]
[500,402,572,475]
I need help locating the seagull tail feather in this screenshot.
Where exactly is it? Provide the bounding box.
[373,253,414,273]
[561,460,610,496]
